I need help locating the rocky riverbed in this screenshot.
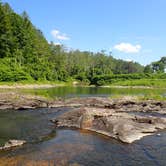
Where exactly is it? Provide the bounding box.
[51,97,166,143]
[0,92,166,144]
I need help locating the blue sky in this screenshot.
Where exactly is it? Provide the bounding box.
[2,0,166,65]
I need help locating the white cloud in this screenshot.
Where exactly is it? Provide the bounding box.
[114,42,141,53]
[53,42,61,46]
[51,29,70,41]
[125,59,133,62]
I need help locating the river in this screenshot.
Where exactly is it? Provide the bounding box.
[0,87,166,166]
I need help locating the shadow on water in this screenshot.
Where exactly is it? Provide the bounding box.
[0,107,70,147]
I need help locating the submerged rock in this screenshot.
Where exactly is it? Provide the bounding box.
[0,140,26,150]
[53,107,166,143]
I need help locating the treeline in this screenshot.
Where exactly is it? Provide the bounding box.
[91,73,166,86]
[0,2,165,85]
[144,57,166,73]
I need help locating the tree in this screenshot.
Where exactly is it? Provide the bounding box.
[144,65,153,73]
[0,2,151,84]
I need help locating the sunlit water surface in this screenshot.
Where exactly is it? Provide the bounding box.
[20,86,166,99]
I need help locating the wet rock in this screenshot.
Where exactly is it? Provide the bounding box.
[0,92,166,113]
[0,92,49,110]
[53,107,166,143]
[0,140,26,150]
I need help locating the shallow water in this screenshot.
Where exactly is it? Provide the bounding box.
[0,86,166,165]
[20,86,166,99]
[0,107,69,146]
[0,108,166,166]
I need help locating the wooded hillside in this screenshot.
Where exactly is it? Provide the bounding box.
[0,2,165,84]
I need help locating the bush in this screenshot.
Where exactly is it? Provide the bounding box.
[90,73,166,86]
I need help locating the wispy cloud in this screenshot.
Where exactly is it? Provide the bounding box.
[51,29,70,41]
[125,58,133,62]
[53,42,61,45]
[114,42,141,53]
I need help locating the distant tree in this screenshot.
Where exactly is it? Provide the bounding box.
[144,65,153,73]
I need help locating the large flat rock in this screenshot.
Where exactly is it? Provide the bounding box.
[52,106,166,143]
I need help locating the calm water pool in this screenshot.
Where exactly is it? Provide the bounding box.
[20,86,166,99]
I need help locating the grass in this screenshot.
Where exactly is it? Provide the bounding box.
[0,78,166,88]
[110,79,166,88]
[110,94,166,101]
[137,94,166,101]
[0,80,70,86]
[0,78,91,87]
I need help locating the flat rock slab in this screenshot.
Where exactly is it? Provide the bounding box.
[0,92,49,110]
[52,107,166,143]
[0,92,166,113]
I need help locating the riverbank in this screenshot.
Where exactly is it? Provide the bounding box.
[109,79,166,88]
[0,84,161,90]
[0,78,166,89]
[0,81,67,89]
[0,84,63,89]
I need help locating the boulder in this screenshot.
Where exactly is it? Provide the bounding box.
[53,107,166,143]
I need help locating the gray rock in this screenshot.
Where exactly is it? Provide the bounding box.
[53,107,166,143]
[0,140,26,150]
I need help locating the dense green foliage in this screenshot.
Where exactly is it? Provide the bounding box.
[0,2,52,81]
[91,73,166,86]
[144,57,166,73]
[0,2,166,86]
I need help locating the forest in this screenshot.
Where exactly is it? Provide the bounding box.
[0,2,166,85]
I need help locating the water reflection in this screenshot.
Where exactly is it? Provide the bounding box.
[21,86,166,99]
[0,129,166,166]
[0,108,166,166]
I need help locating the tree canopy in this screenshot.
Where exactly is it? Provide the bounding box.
[0,2,165,84]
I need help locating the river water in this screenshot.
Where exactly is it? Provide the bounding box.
[20,86,166,99]
[0,87,166,166]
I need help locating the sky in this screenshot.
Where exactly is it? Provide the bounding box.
[2,0,166,65]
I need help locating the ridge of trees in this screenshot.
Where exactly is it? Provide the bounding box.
[0,2,165,84]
